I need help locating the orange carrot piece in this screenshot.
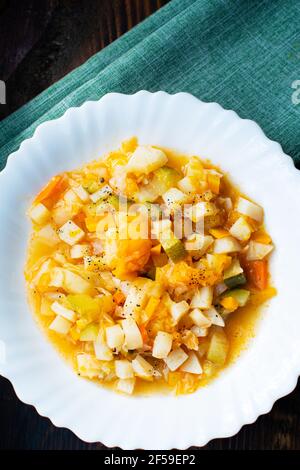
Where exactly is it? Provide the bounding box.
[34,175,67,205]
[139,324,149,344]
[245,260,268,290]
[113,291,126,305]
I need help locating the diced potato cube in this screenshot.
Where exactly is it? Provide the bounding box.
[116,378,136,395]
[49,315,72,334]
[36,224,60,246]
[205,307,225,327]
[177,176,198,194]
[29,203,50,224]
[184,234,213,257]
[77,353,102,378]
[229,217,252,241]
[180,351,202,374]
[50,268,91,294]
[152,331,173,359]
[70,244,91,259]
[132,355,154,380]
[186,202,219,222]
[165,347,188,371]
[207,329,229,365]
[115,360,134,379]
[191,325,208,337]
[151,219,172,239]
[162,188,188,210]
[213,236,241,254]
[190,287,213,309]
[189,308,211,328]
[106,324,125,351]
[72,185,90,202]
[64,189,81,205]
[121,318,143,350]
[58,220,85,246]
[236,197,263,222]
[170,300,189,324]
[40,297,55,316]
[90,184,113,203]
[126,146,168,176]
[246,241,273,261]
[94,340,113,361]
[51,301,76,322]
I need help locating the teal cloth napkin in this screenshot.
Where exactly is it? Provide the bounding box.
[1,0,300,169]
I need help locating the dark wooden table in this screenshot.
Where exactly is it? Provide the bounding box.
[0,0,299,451]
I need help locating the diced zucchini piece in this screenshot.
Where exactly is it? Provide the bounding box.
[224,273,246,289]
[213,236,241,254]
[223,258,243,279]
[190,286,213,309]
[152,166,181,193]
[51,301,76,322]
[49,315,72,335]
[106,324,125,351]
[115,360,134,379]
[161,235,186,262]
[246,241,273,261]
[126,146,168,175]
[205,307,225,327]
[70,244,91,259]
[121,318,143,350]
[67,294,100,318]
[229,217,252,241]
[165,347,188,371]
[136,166,181,202]
[94,340,113,361]
[132,355,154,380]
[29,203,50,225]
[236,197,263,222]
[170,300,190,324]
[222,288,250,307]
[189,308,211,328]
[152,331,173,359]
[116,378,136,395]
[79,323,99,341]
[58,220,85,246]
[179,351,202,374]
[207,329,229,365]
[36,224,60,246]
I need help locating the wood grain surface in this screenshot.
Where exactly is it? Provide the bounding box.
[0,0,299,451]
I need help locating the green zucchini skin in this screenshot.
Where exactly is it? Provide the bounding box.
[224,273,246,289]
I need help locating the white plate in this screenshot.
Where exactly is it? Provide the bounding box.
[0,91,300,450]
